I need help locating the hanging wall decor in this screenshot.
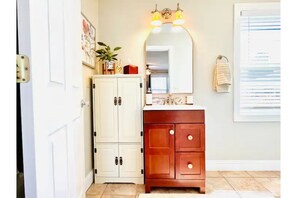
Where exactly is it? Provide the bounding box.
[81,13,96,68]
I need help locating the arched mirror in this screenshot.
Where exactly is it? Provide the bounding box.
[145,23,193,93]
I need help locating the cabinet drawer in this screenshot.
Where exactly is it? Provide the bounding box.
[143,110,204,124]
[176,124,205,152]
[176,152,205,180]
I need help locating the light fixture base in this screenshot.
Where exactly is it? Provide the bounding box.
[161,8,172,19]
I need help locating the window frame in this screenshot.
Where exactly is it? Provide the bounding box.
[233,2,280,122]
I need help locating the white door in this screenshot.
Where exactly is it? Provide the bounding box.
[95,143,119,178]
[93,77,118,142]
[119,144,142,178]
[118,78,142,142]
[18,0,85,197]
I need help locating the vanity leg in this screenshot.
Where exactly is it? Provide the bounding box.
[145,184,151,193]
[199,187,205,194]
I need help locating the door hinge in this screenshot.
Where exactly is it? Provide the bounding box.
[16,54,30,83]
[94,131,96,136]
[93,84,95,89]
[140,148,143,153]
[94,148,97,153]
[140,83,143,88]
[95,169,97,174]
[141,169,144,174]
[140,131,143,136]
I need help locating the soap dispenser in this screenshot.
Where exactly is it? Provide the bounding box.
[146,88,152,105]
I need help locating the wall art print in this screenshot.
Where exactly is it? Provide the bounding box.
[81,13,96,68]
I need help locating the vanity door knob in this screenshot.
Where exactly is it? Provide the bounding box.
[187,135,193,141]
[188,163,193,169]
[169,130,174,135]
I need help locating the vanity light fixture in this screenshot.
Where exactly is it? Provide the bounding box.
[151,3,185,27]
[151,4,162,26]
[173,3,185,25]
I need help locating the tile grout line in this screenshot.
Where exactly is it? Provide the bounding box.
[223,177,242,198]
[252,177,278,197]
[100,184,108,198]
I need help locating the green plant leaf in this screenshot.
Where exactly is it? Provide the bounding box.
[114,47,121,51]
[97,42,107,46]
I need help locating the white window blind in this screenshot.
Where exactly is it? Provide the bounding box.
[234,3,280,122]
[151,75,168,93]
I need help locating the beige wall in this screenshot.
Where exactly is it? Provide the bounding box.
[81,0,99,176]
[98,0,280,160]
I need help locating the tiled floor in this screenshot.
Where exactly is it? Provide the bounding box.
[86,171,280,198]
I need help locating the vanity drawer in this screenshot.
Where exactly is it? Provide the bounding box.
[176,124,205,152]
[143,110,205,124]
[176,152,205,180]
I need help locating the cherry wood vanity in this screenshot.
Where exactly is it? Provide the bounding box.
[143,108,206,193]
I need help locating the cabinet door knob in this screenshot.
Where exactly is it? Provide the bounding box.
[187,135,193,141]
[169,130,174,135]
[119,157,123,165]
[115,157,118,165]
[188,163,193,169]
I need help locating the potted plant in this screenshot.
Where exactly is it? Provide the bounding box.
[96,42,121,73]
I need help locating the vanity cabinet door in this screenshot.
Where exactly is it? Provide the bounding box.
[144,124,175,179]
[118,78,142,142]
[176,124,205,152]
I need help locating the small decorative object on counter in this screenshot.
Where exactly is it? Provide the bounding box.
[146,88,152,105]
[115,59,123,74]
[186,95,194,105]
[95,41,121,75]
[123,65,138,74]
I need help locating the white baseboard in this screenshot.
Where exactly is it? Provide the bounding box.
[84,170,94,192]
[206,160,280,171]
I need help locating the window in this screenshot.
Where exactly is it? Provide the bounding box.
[151,74,169,93]
[234,3,280,122]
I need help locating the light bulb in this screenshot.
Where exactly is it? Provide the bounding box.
[152,26,161,33]
[173,10,185,25]
[151,11,162,26]
[172,25,183,32]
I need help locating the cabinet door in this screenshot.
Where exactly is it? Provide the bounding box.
[119,144,142,178]
[144,124,175,179]
[95,143,119,177]
[94,78,118,142]
[118,78,142,142]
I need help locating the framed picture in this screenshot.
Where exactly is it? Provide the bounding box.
[81,13,96,68]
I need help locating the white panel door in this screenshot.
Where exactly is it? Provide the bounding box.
[18,0,84,197]
[94,78,118,142]
[118,78,142,142]
[119,144,142,178]
[95,143,119,178]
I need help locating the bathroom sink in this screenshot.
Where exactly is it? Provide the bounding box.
[143,105,206,111]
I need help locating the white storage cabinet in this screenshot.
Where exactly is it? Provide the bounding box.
[92,75,144,184]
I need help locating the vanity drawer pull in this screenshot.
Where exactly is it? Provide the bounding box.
[187,135,193,141]
[188,163,193,169]
[169,130,175,135]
